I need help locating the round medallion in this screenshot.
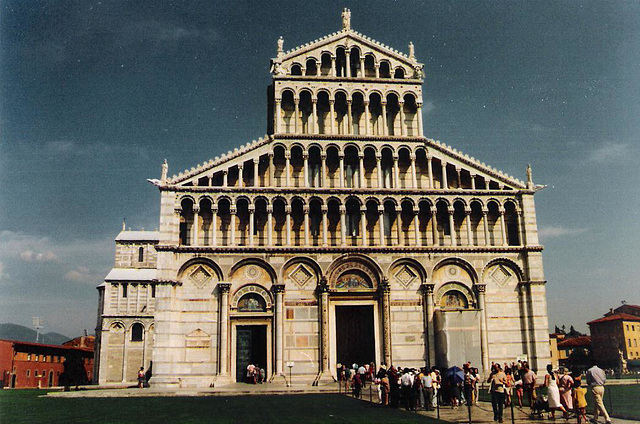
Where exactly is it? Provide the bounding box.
[448,266,458,276]
[244,265,260,280]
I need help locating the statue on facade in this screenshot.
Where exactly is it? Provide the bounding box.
[161,159,168,182]
[526,164,533,189]
[413,65,424,79]
[341,8,351,31]
[408,41,415,61]
[277,36,284,58]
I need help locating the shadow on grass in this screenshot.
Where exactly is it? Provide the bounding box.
[0,391,447,424]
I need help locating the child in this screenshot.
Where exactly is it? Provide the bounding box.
[573,379,588,424]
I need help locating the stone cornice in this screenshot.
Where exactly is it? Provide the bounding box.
[158,185,533,197]
[273,75,422,84]
[155,245,543,254]
[273,133,426,142]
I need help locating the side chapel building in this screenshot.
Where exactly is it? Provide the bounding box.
[94,10,550,387]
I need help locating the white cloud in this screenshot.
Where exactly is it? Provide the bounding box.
[64,267,95,283]
[538,225,588,239]
[586,142,630,163]
[19,249,59,263]
[423,101,435,113]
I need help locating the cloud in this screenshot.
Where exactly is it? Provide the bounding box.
[64,267,96,283]
[423,101,435,113]
[586,142,630,163]
[120,20,219,45]
[19,250,59,263]
[538,225,588,239]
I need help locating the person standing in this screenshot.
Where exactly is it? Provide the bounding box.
[137,367,146,388]
[545,364,567,419]
[558,367,574,417]
[522,363,537,408]
[487,364,507,423]
[585,365,611,424]
[421,369,434,410]
[573,379,588,424]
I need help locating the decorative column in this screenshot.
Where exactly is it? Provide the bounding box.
[329,100,335,135]
[217,283,231,377]
[272,284,286,378]
[320,152,327,187]
[423,283,436,367]
[303,205,310,246]
[303,151,309,188]
[395,207,403,246]
[338,153,344,188]
[441,161,448,189]
[211,203,218,246]
[398,100,405,136]
[448,206,456,246]
[238,164,244,188]
[455,166,461,189]
[284,150,291,187]
[275,99,282,133]
[413,207,421,246]
[268,152,274,187]
[267,205,273,245]
[249,205,255,246]
[331,56,336,77]
[381,101,388,135]
[317,278,331,377]
[253,158,259,186]
[393,155,400,188]
[416,102,424,136]
[476,284,490,374]
[499,208,507,246]
[285,205,291,245]
[364,100,371,135]
[517,210,524,246]
[374,63,380,78]
[470,173,476,190]
[426,154,434,188]
[339,205,346,246]
[192,206,200,246]
[346,100,352,135]
[410,152,417,189]
[431,209,438,246]
[359,57,365,77]
[294,97,300,133]
[345,50,351,77]
[360,209,367,246]
[482,209,490,245]
[376,154,383,188]
[465,208,472,246]
[358,153,365,188]
[230,205,237,246]
[223,170,228,187]
[380,278,392,366]
[379,206,385,246]
[312,98,319,134]
[322,205,328,246]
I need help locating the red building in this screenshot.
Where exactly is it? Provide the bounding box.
[0,339,94,388]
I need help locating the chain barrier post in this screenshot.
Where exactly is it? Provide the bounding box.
[510,397,515,424]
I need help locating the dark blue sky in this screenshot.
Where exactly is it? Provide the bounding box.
[1,0,639,337]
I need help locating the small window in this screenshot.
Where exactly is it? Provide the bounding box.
[27,354,31,361]
[122,284,128,298]
[26,370,30,377]
[630,339,633,347]
[138,246,144,262]
[131,323,144,341]
[35,355,39,362]
[151,284,156,298]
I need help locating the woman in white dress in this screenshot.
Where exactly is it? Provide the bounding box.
[545,364,567,419]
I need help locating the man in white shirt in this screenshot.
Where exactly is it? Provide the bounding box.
[586,365,611,424]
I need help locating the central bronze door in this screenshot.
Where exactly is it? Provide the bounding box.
[335,305,375,368]
[235,325,267,382]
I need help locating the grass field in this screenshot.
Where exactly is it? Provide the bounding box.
[0,391,444,424]
[477,384,640,420]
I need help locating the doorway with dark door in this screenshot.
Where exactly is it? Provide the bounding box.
[235,325,267,383]
[335,305,376,368]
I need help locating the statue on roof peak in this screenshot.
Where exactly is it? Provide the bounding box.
[277,36,284,58]
[408,41,415,61]
[341,8,351,31]
[161,159,168,182]
[526,163,533,189]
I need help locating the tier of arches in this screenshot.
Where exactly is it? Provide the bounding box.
[275,89,422,137]
[286,46,412,79]
[177,196,522,248]
[187,144,511,192]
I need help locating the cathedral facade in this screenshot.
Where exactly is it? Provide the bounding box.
[94,11,550,387]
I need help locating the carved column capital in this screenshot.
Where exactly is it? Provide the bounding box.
[379,277,391,294]
[421,283,435,294]
[271,284,286,294]
[475,284,487,294]
[316,276,330,294]
[217,283,231,294]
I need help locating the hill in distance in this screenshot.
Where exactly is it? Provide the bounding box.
[0,323,70,345]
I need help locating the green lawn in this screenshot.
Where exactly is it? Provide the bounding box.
[477,384,640,421]
[0,391,444,424]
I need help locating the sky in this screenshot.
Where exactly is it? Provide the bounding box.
[1,0,639,338]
